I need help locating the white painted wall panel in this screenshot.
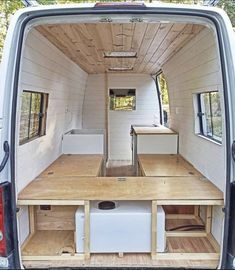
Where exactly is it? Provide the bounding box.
[137,134,178,154]
[17,29,88,192]
[162,27,225,243]
[16,29,88,244]
[63,134,104,154]
[82,73,160,160]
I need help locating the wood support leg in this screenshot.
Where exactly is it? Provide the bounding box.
[194,205,199,217]
[205,205,212,234]
[29,205,36,234]
[84,201,90,259]
[151,201,157,259]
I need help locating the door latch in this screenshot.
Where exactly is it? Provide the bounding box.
[0,141,9,173]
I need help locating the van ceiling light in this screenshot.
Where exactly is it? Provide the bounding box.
[108,67,134,71]
[104,51,137,58]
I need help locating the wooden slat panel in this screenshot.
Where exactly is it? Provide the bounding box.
[36,23,205,74]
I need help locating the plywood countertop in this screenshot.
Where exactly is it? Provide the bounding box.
[18,176,223,204]
[133,126,177,135]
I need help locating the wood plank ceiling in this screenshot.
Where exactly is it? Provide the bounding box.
[36,23,204,74]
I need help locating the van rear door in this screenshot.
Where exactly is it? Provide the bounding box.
[1,3,235,269]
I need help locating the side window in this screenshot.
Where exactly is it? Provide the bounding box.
[196,91,222,143]
[19,91,49,145]
[156,72,170,127]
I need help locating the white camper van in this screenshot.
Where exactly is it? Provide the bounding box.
[0,2,235,269]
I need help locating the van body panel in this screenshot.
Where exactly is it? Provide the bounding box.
[0,3,235,269]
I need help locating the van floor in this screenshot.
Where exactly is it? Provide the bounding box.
[106,160,135,176]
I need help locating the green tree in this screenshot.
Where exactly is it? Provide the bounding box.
[218,0,235,26]
[158,73,169,105]
[0,0,23,59]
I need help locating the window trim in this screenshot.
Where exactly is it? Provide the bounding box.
[196,91,222,145]
[19,90,48,145]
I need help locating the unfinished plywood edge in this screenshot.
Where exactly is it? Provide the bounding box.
[84,200,90,259]
[18,200,85,206]
[166,214,196,219]
[133,126,177,135]
[166,231,207,237]
[22,254,85,261]
[151,201,157,258]
[156,200,224,206]
[152,253,220,261]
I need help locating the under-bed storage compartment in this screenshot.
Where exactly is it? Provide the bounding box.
[20,203,220,269]
[75,201,166,253]
[19,176,223,269]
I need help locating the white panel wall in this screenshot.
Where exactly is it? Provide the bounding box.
[17,29,88,192]
[162,27,225,243]
[16,29,88,244]
[82,74,106,129]
[82,73,160,160]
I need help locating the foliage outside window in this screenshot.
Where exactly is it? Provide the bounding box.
[197,91,222,143]
[156,72,170,127]
[109,89,136,111]
[19,91,48,145]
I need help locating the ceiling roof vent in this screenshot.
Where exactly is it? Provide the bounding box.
[104,51,137,58]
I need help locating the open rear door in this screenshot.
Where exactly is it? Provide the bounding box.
[227,173,235,268]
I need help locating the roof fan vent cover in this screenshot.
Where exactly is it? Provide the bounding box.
[98,201,116,210]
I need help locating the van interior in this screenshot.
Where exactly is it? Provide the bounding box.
[16,12,225,269]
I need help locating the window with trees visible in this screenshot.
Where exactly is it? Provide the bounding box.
[19,91,48,145]
[156,72,170,127]
[109,89,136,111]
[197,91,222,143]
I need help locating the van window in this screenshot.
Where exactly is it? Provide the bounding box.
[197,91,222,143]
[19,91,48,145]
[156,72,170,127]
[109,89,136,111]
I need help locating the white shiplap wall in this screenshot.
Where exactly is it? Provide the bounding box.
[82,73,160,160]
[17,29,88,192]
[17,29,88,243]
[162,27,225,243]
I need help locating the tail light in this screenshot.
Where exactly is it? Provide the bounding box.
[0,182,13,257]
[0,186,7,256]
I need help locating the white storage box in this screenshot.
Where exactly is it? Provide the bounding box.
[75,201,165,253]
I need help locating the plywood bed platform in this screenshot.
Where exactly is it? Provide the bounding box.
[138,154,202,177]
[18,176,223,268]
[18,176,223,202]
[38,154,104,178]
